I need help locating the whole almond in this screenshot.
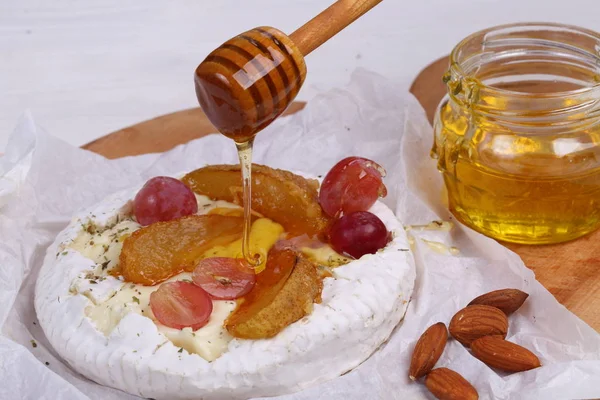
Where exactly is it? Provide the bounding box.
[409,322,448,380]
[425,368,479,400]
[468,289,529,315]
[471,336,541,372]
[449,305,508,346]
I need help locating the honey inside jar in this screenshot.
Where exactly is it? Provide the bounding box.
[432,23,600,244]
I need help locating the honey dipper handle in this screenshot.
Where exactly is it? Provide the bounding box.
[289,0,383,56]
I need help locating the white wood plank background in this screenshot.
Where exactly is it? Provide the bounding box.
[1,0,599,151]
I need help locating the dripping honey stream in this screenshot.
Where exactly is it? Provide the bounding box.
[235,139,261,265]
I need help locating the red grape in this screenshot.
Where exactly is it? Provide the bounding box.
[329,211,389,259]
[134,176,198,226]
[192,257,256,300]
[150,281,213,330]
[319,157,387,218]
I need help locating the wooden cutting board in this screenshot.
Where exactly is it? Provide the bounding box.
[83,57,599,332]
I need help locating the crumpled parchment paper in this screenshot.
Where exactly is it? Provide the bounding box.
[1,69,599,400]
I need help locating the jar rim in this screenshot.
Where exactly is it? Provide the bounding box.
[449,22,600,99]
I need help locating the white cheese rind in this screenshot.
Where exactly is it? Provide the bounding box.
[35,177,416,400]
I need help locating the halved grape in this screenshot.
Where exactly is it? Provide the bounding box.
[134,176,198,226]
[149,281,213,330]
[319,157,387,218]
[329,211,389,259]
[192,257,256,300]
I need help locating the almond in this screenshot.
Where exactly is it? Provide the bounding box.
[409,322,448,380]
[449,305,508,346]
[425,367,478,400]
[471,336,541,372]
[468,289,529,315]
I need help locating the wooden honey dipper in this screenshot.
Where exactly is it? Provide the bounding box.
[195,0,383,143]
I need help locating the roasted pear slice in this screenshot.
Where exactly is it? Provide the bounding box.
[225,245,323,339]
[119,214,243,285]
[182,164,331,237]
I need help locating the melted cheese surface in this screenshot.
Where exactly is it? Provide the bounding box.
[85,272,237,360]
[69,196,284,361]
[67,193,347,361]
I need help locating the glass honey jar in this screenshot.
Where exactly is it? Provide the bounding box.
[432,23,600,244]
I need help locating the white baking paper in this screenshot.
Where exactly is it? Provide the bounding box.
[1,69,599,400]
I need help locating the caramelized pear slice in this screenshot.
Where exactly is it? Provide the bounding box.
[225,245,322,339]
[120,214,243,285]
[182,164,331,237]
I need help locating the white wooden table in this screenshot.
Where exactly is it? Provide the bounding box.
[2,0,600,151]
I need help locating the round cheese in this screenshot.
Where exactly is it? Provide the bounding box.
[35,176,416,400]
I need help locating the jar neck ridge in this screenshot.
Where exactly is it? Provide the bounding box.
[445,23,600,133]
